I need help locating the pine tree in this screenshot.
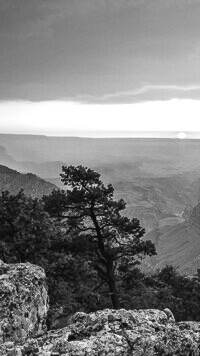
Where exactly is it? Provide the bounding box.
[45,165,156,309]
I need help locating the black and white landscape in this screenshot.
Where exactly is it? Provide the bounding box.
[1,2,200,353]
[1,133,200,275]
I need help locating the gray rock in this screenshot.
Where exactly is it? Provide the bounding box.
[163,307,175,323]
[23,308,200,355]
[1,260,200,355]
[0,260,49,344]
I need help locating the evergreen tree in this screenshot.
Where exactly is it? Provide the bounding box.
[0,189,53,264]
[45,165,156,309]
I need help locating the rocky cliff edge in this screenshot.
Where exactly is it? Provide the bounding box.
[1,260,200,355]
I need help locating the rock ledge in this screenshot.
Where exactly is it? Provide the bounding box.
[1,260,200,355]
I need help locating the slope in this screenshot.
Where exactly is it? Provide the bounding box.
[0,165,57,198]
[145,202,200,275]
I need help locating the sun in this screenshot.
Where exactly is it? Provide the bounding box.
[177,132,187,139]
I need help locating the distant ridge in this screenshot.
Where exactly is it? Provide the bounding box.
[1,131,200,138]
[0,165,58,198]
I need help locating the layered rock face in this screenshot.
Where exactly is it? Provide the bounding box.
[0,260,48,343]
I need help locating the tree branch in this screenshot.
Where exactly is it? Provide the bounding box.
[93,280,107,292]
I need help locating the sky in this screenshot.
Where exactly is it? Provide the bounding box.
[0,0,200,136]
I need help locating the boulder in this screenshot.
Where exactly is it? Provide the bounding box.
[0,260,49,343]
[5,308,200,355]
[1,260,200,355]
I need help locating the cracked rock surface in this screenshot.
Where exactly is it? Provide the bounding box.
[3,309,200,356]
[36,309,200,355]
[1,260,200,355]
[0,260,48,344]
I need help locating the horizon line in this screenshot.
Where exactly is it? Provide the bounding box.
[1,130,200,139]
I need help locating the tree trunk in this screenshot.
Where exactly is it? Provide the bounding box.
[90,206,120,309]
[107,258,120,309]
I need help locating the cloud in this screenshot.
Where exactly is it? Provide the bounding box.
[1,0,199,38]
[1,0,200,102]
[0,0,200,41]
[0,0,68,38]
[73,84,200,104]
